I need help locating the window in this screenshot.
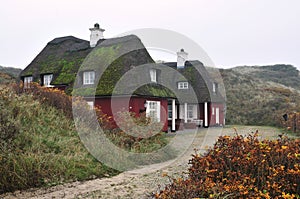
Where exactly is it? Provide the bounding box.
[212,107,215,115]
[150,69,157,83]
[146,101,160,122]
[24,76,33,88]
[43,74,53,87]
[178,82,188,89]
[83,71,95,85]
[187,105,194,119]
[86,101,94,110]
[213,82,217,93]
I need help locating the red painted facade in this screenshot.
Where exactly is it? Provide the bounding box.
[90,96,169,132]
[209,103,225,126]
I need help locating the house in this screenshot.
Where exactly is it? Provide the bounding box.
[20,23,225,132]
[163,52,225,131]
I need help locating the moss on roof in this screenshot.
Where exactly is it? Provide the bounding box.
[20,34,222,102]
[163,61,225,103]
[20,36,91,86]
[134,84,175,98]
[22,34,173,98]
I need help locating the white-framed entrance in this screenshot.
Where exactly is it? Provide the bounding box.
[168,100,209,131]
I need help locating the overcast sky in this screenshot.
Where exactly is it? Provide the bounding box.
[0,0,299,70]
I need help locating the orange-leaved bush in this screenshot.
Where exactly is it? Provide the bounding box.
[155,133,300,199]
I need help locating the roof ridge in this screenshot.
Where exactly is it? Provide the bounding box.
[49,36,88,45]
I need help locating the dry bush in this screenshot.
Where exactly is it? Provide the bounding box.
[155,133,300,199]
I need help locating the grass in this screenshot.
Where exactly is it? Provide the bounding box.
[0,84,174,194]
[221,64,300,128]
[0,86,119,194]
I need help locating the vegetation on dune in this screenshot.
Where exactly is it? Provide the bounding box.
[0,85,119,194]
[155,133,300,199]
[0,72,16,84]
[0,83,171,194]
[0,65,21,84]
[0,66,21,79]
[221,64,300,130]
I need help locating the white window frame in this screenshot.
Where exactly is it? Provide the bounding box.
[150,69,157,83]
[83,71,95,85]
[24,76,33,88]
[212,107,215,115]
[178,82,188,89]
[43,74,53,87]
[146,101,160,122]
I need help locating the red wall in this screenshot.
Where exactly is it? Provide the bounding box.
[92,96,169,132]
[209,103,225,126]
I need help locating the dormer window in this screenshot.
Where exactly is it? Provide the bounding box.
[24,76,33,88]
[150,69,157,83]
[43,74,53,87]
[83,71,95,85]
[213,82,217,93]
[178,82,188,89]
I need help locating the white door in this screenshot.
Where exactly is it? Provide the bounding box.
[216,107,220,124]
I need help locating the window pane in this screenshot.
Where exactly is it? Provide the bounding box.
[178,82,188,89]
[83,71,95,85]
[188,105,194,119]
[24,76,33,88]
[150,69,156,82]
[146,101,160,122]
[44,74,53,87]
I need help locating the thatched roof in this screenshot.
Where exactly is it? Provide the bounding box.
[21,34,174,98]
[20,34,224,102]
[73,35,174,98]
[162,61,225,103]
[20,36,92,90]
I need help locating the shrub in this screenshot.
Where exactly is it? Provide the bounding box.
[104,111,169,153]
[13,82,74,119]
[155,133,300,199]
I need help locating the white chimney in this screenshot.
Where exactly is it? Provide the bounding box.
[177,49,188,68]
[89,23,105,47]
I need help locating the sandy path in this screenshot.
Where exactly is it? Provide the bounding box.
[1,126,283,199]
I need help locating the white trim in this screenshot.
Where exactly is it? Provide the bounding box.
[204,102,208,127]
[157,101,161,121]
[172,99,176,131]
[216,107,220,124]
[184,103,188,123]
